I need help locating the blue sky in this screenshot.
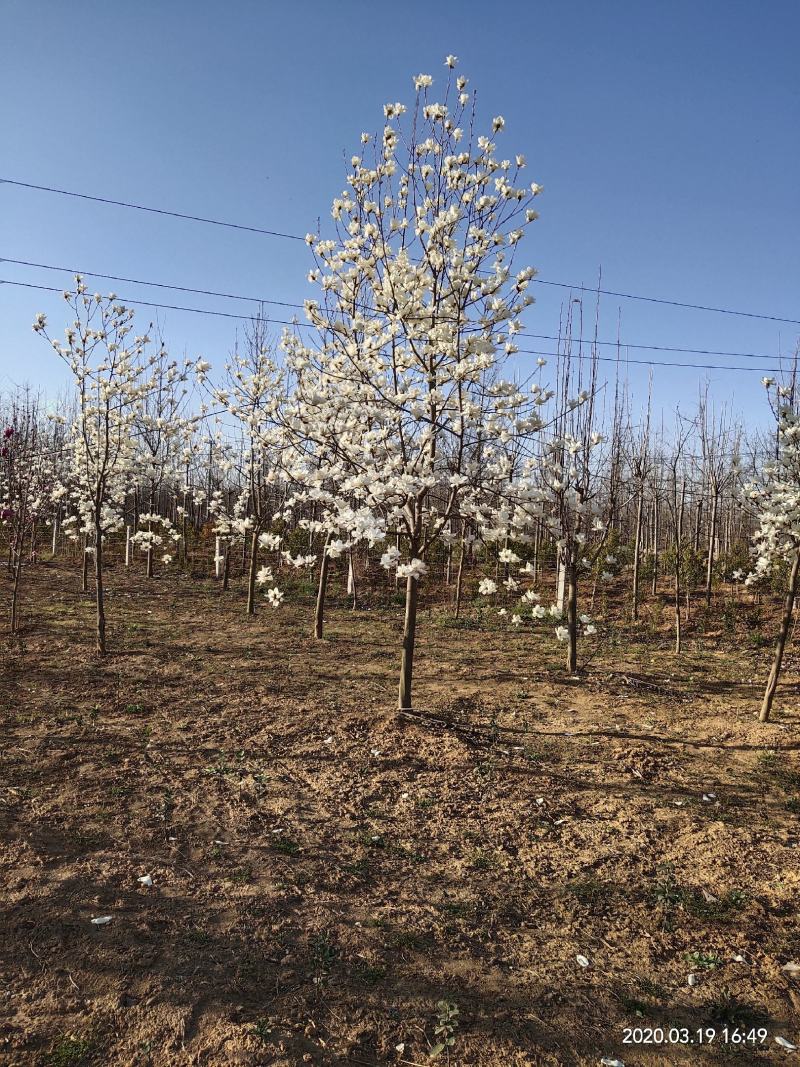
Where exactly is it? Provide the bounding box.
[1,0,798,428]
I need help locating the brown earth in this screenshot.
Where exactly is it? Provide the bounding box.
[1,559,799,1066]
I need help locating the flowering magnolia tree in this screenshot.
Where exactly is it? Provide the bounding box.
[33,278,196,653]
[0,394,56,633]
[207,318,287,614]
[282,57,548,709]
[132,337,195,576]
[743,379,800,721]
[476,329,606,673]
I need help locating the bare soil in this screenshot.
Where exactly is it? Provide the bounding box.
[1,560,799,1066]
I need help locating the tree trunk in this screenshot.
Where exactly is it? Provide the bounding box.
[399,572,419,710]
[556,553,567,612]
[674,532,682,655]
[705,491,718,606]
[314,540,331,639]
[10,551,22,634]
[651,498,659,597]
[246,530,259,616]
[347,550,357,610]
[693,499,702,553]
[759,550,800,722]
[632,488,644,620]
[94,526,106,655]
[81,536,89,593]
[454,535,466,618]
[222,540,231,591]
[566,544,578,674]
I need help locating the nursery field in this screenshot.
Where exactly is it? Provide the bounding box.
[2,561,799,1066]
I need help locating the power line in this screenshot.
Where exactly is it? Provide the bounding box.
[1,278,789,375]
[0,178,305,242]
[532,278,800,327]
[0,278,298,326]
[2,256,792,363]
[1,256,302,311]
[3,176,799,326]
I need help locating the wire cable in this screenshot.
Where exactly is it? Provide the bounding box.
[3,255,794,363]
[3,176,799,325]
[2,278,789,375]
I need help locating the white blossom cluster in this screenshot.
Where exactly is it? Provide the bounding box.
[743,382,800,584]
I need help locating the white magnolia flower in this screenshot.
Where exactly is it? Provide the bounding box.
[478,578,498,596]
[258,532,282,550]
[397,558,428,580]
[266,587,284,608]
[380,546,401,569]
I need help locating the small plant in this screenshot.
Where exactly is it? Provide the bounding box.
[270,835,300,856]
[705,990,770,1029]
[310,930,339,977]
[251,1018,272,1045]
[230,864,253,884]
[470,850,494,871]
[204,758,232,777]
[686,950,721,970]
[566,876,611,907]
[429,1000,460,1060]
[183,927,212,947]
[46,1035,93,1066]
[652,869,681,908]
[684,889,748,922]
[343,857,371,879]
[354,962,387,985]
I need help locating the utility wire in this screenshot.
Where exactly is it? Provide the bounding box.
[1,279,290,324]
[0,178,305,241]
[1,257,301,310]
[531,278,800,327]
[0,278,789,375]
[3,176,799,326]
[2,256,793,363]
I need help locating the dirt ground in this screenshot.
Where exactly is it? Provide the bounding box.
[1,558,799,1066]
